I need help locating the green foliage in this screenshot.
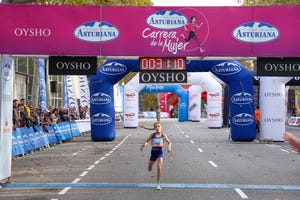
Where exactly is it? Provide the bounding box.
[140,93,157,111]
[35,0,153,5]
[243,0,300,6]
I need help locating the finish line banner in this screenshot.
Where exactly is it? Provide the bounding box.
[0,5,300,57]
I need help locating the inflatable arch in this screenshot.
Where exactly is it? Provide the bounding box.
[187,72,223,127]
[124,72,223,128]
[122,73,189,126]
[90,60,255,141]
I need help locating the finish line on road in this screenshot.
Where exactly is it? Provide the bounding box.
[2,183,300,191]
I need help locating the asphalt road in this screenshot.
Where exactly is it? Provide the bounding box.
[1,118,300,200]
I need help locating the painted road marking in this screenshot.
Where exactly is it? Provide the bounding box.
[3,183,300,190]
[208,161,218,168]
[280,149,290,153]
[99,156,105,161]
[79,171,88,177]
[197,148,203,153]
[190,140,194,144]
[87,165,95,170]
[58,187,71,195]
[234,188,248,199]
[72,178,81,183]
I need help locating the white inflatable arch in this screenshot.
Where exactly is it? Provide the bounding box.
[187,72,223,128]
[123,72,222,128]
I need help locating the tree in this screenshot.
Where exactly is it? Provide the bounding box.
[243,0,300,6]
[2,0,153,6]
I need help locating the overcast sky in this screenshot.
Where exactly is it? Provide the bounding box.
[152,0,242,6]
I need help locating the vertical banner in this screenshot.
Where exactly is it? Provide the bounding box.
[63,75,69,108]
[78,75,90,108]
[0,55,14,181]
[66,75,79,112]
[38,58,47,112]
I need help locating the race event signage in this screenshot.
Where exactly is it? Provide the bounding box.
[257,57,300,76]
[49,56,97,75]
[0,5,299,57]
[139,57,187,83]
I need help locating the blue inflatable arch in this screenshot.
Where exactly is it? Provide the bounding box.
[90,60,256,141]
[141,85,188,122]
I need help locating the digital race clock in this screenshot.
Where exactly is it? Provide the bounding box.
[139,57,186,71]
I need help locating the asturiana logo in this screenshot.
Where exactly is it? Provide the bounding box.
[212,62,241,75]
[74,21,119,42]
[92,113,112,125]
[231,92,253,105]
[232,113,254,126]
[146,10,188,30]
[91,92,111,105]
[100,62,127,75]
[233,22,279,43]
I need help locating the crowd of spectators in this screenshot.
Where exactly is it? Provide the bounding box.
[12,98,90,131]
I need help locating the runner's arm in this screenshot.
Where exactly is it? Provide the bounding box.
[140,125,154,130]
[164,134,172,153]
[140,134,152,151]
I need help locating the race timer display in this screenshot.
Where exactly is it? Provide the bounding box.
[139,57,186,71]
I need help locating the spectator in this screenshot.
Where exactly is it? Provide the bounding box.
[18,104,31,128]
[20,98,31,118]
[51,108,61,123]
[12,99,20,130]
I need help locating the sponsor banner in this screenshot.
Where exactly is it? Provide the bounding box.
[139,71,187,83]
[66,75,79,113]
[207,92,222,107]
[49,56,97,75]
[38,59,47,112]
[123,91,139,127]
[0,55,14,180]
[0,5,300,56]
[257,57,300,76]
[63,76,69,108]
[78,75,90,108]
[11,121,83,157]
[99,61,128,76]
[288,117,300,126]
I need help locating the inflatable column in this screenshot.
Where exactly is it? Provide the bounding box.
[188,85,202,121]
[0,55,14,180]
[90,60,138,141]
[123,73,144,128]
[187,72,223,127]
[260,77,292,141]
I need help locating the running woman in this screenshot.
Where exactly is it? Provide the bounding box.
[181,16,205,53]
[140,121,172,190]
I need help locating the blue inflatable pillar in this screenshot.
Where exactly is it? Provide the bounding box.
[90,60,138,141]
[90,80,115,141]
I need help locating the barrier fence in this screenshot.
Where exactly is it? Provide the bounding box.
[12,120,90,157]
